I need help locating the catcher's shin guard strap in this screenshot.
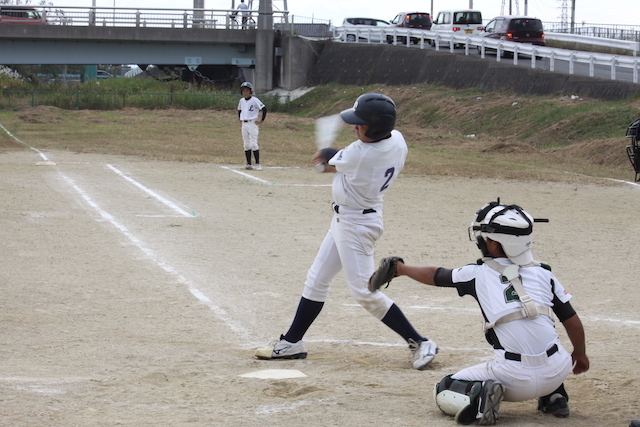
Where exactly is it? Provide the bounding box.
[434,375,483,422]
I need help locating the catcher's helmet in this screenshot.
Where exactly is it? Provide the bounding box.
[340,93,396,140]
[626,117,640,142]
[240,81,253,94]
[469,201,535,265]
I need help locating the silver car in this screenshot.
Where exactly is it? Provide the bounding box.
[337,17,390,43]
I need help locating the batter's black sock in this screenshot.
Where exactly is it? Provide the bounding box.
[381,303,426,343]
[282,297,324,343]
[253,149,260,164]
[245,150,252,164]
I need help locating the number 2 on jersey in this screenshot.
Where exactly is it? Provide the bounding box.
[380,167,395,192]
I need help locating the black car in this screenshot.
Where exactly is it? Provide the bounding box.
[387,11,432,44]
[481,16,545,46]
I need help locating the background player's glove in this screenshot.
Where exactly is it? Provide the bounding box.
[368,256,404,292]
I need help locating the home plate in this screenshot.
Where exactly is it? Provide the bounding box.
[239,369,307,379]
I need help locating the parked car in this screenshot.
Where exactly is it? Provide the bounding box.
[387,11,432,45]
[479,15,545,55]
[431,9,483,47]
[0,6,46,24]
[97,70,113,79]
[338,17,390,43]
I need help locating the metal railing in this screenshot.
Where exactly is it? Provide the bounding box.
[332,27,640,83]
[542,21,640,42]
[37,6,290,29]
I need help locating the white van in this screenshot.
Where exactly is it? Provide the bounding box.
[430,9,483,47]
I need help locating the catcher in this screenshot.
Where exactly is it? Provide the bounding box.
[369,201,590,425]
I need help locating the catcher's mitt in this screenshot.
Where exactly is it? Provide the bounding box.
[368,256,404,292]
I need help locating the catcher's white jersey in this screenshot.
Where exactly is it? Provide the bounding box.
[237,96,265,121]
[328,130,408,211]
[451,258,572,355]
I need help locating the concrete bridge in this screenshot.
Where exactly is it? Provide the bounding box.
[0,3,325,92]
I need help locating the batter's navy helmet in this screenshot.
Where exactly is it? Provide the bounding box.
[240,81,253,94]
[340,93,396,140]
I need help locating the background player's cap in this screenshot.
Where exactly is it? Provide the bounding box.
[240,81,253,94]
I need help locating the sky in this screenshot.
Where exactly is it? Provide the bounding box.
[50,0,640,27]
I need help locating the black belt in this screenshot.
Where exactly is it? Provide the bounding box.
[505,344,558,362]
[332,204,376,215]
[242,120,254,122]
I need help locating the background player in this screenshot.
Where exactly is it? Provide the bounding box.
[254,93,438,369]
[373,201,589,425]
[237,81,266,170]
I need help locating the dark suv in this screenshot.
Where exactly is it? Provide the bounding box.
[387,11,432,44]
[481,16,545,46]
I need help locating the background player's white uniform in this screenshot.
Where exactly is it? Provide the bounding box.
[436,258,574,401]
[302,130,407,319]
[237,96,265,152]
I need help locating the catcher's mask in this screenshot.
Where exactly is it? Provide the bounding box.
[469,200,536,265]
[339,93,396,141]
[626,118,640,181]
[240,81,253,94]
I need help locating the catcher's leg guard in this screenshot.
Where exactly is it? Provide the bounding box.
[434,375,504,425]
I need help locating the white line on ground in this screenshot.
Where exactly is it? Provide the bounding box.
[0,122,50,162]
[220,165,331,187]
[106,164,193,217]
[59,172,250,341]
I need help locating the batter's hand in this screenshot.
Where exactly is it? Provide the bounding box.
[256,120,264,125]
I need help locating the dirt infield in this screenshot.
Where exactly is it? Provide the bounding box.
[1,148,639,426]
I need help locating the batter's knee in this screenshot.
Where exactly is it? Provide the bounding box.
[351,288,393,320]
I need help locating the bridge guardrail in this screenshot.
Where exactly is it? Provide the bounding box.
[332,27,640,84]
[39,6,289,30]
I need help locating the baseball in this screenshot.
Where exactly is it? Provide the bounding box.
[315,163,326,173]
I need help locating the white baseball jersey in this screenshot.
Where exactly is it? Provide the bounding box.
[328,129,408,211]
[238,96,265,121]
[445,258,572,355]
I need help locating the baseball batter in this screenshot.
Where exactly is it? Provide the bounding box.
[237,81,266,171]
[377,201,590,425]
[255,93,438,369]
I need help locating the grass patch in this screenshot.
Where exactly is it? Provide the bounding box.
[1,82,639,183]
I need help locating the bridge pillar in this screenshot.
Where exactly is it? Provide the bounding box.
[254,0,274,93]
[254,30,274,93]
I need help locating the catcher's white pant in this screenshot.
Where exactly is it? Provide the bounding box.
[241,120,259,151]
[302,208,394,320]
[452,339,573,401]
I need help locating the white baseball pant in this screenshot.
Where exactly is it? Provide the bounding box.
[452,340,573,401]
[241,120,259,151]
[302,208,394,320]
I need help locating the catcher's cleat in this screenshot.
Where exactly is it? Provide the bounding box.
[538,393,570,418]
[254,335,308,360]
[475,380,504,425]
[409,338,438,370]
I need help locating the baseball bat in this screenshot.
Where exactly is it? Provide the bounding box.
[314,114,343,172]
